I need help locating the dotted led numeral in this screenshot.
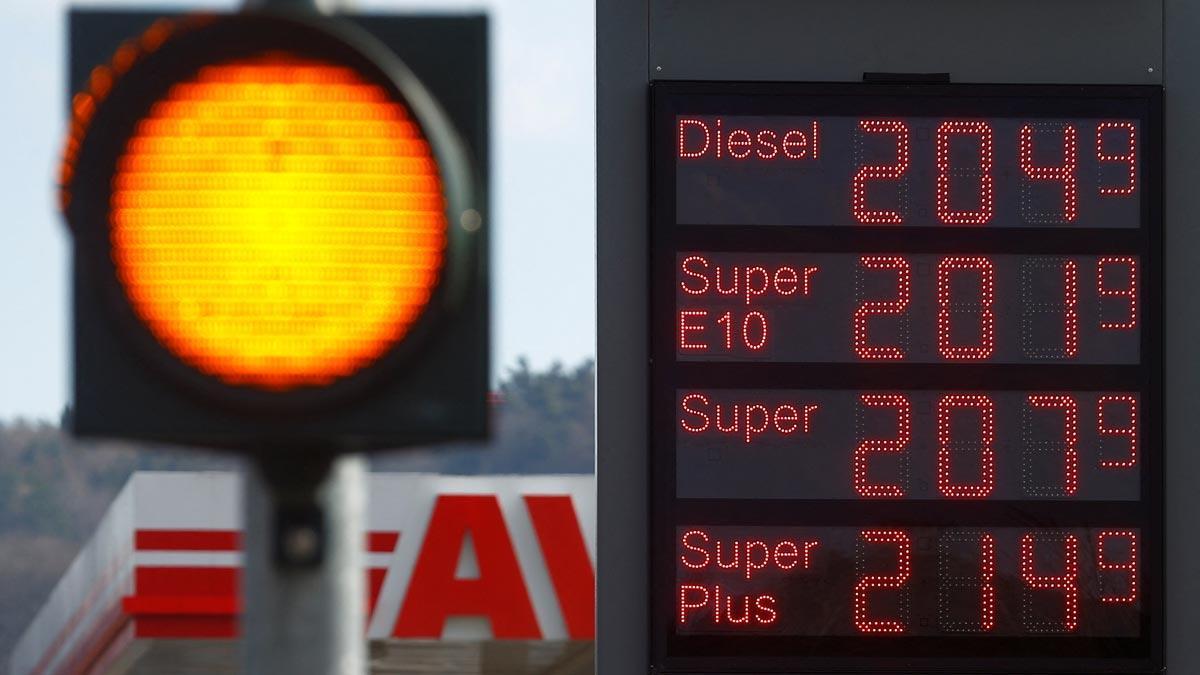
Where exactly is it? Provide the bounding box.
[854,529,912,634]
[1097,530,1139,604]
[854,394,911,498]
[936,530,996,633]
[936,121,995,225]
[854,256,911,360]
[1019,258,1079,360]
[936,257,996,361]
[936,395,996,499]
[1022,395,1079,498]
[1097,257,1138,331]
[1098,395,1139,469]
[1020,532,1079,633]
[852,121,911,224]
[1096,122,1137,196]
[1019,123,1079,224]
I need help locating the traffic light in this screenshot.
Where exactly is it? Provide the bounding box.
[61,10,488,451]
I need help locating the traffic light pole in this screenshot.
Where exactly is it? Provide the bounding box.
[242,453,367,675]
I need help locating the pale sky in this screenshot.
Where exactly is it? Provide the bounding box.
[0,0,596,420]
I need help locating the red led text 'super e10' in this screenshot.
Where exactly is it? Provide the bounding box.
[676,253,1140,364]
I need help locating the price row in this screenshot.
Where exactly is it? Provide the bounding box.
[676,253,1141,364]
[675,390,1140,501]
[675,526,1141,637]
[675,116,1143,229]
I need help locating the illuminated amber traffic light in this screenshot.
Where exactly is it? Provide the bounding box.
[109,56,447,390]
[62,12,481,412]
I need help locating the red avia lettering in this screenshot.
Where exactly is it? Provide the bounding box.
[392,494,594,639]
[678,117,820,161]
[680,255,817,305]
[523,495,595,638]
[679,529,818,579]
[680,393,819,444]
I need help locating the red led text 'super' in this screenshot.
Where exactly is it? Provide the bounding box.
[679,392,819,444]
[679,529,819,578]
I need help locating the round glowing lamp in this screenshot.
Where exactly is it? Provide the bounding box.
[61,13,478,406]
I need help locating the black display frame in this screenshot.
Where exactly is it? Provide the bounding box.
[649,81,1164,674]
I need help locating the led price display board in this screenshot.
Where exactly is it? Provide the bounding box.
[650,83,1163,673]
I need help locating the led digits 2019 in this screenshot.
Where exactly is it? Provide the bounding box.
[652,83,1161,672]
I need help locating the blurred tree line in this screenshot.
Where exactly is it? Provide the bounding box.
[373,357,594,474]
[0,358,593,664]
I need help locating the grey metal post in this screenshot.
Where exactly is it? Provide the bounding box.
[242,454,367,675]
[596,0,650,673]
[1163,0,1200,672]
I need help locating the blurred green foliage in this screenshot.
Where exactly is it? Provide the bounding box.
[373,357,595,474]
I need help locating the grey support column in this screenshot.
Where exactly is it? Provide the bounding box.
[1164,0,1200,672]
[595,0,650,673]
[242,455,366,675]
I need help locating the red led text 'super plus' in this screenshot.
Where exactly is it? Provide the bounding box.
[674,527,1142,636]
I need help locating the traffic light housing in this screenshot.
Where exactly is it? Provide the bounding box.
[63,10,488,451]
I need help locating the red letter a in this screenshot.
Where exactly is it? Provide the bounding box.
[392,495,540,638]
